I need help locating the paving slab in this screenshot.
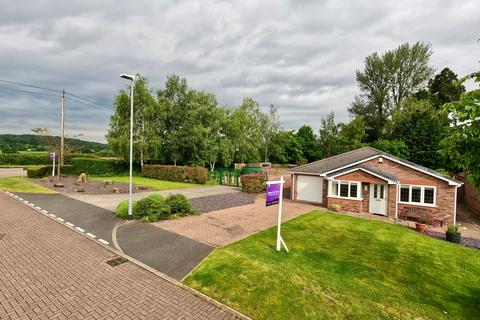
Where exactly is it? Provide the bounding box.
[0,192,239,319]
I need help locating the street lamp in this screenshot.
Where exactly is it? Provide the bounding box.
[120,73,136,217]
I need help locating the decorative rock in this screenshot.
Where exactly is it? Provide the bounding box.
[77,173,88,184]
[103,180,113,186]
[138,185,148,190]
[53,183,64,188]
[41,177,52,183]
[75,187,85,193]
[112,187,120,193]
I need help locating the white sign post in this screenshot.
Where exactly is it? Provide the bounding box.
[49,152,56,176]
[266,176,289,252]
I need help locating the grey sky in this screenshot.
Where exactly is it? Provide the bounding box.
[0,0,478,142]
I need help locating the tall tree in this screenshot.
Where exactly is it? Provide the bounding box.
[428,67,466,108]
[389,99,448,169]
[338,116,367,152]
[349,42,434,141]
[440,71,480,187]
[296,125,320,162]
[107,76,157,169]
[318,112,341,158]
[259,104,280,163]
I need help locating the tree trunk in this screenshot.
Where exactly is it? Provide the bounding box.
[210,161,216,171]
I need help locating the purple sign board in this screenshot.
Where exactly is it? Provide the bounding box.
[266,183,281,206]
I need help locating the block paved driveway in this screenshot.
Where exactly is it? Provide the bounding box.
[154,195,319,247]
[0,192,240,320]
[12,192,213,280]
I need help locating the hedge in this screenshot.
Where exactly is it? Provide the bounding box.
[69,158,130,176]
[142,165,208,184]
[240,173,266,193]
[27,165,77,178]
[0,153,51,165]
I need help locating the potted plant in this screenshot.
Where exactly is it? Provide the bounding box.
[330,204,341,212]
[415,216,428,233]
[445,224,461,244]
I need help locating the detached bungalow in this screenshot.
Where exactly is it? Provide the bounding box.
[290,147,462,225]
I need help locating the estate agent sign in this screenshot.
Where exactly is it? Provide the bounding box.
[266,176,289,252]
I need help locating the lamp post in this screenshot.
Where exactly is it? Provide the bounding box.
[120,73,136,217]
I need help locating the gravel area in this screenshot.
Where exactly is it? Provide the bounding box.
[425,230,480,249]
[190,192,256,213]
[33,176,151,194]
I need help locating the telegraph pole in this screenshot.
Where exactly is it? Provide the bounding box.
[59,89,65,177]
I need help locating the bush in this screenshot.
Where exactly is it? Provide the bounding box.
[142,165,208,184]
[134,194,171,221]
[69,158,130,176]
[116,199,137,219]
[240,173,266,193]
[166,194,193,215]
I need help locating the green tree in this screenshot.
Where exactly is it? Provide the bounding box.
[389,99,448,169]
[107,76,157,169]
[296,125,320,162]
[440,71,480,187]
[318,112,341,158]
[270,131,304,164]
[259,104,280,163]
[338,116,367,152]
[428,68,466,108]
[371,139,410,159]
[350,42,434,141]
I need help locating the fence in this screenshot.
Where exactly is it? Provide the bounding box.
[208,166,262,187]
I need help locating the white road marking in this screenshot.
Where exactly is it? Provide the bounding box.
[35,206,41,210]
[42,210,48,214]
[49,214,56,218]
[23,200,29,204]
[66,222,74,227]
[99,239,109,245]
[18,198,23,200]
[86,233,96,238]
[14,195,18,198]
[57,217,64,222]
[75,227,85,232]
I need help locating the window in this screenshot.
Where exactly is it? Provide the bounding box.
[399,185,436,206]
[329,180,361,200]
[400,186,410,202]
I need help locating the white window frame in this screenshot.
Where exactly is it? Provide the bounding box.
[328,180,362,200]
[399,184,436,207]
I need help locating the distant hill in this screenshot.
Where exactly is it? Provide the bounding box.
[0,134,107,153]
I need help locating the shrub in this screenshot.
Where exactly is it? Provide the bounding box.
[142,165,208,184]
[69,158,130,176]
[166,194,193,215]
[116,199,137,219]
[446,224,460,234]
[134,194,171,220]
[240,173,266,193]
[0,153,51,165]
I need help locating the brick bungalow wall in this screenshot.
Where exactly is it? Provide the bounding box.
[456,174,480,216]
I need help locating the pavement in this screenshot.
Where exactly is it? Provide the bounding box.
[0,192,241,320]
[68,185,241,212]
[11,192,214,280]
[0,168,26,178]
[154,195,319,247]
[456,203,480,239]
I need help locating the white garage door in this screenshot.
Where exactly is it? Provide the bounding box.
[296,175,323,203]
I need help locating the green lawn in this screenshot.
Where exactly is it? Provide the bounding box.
[184,211,480,320]
[0,177,55,193]
[90,175,215,191]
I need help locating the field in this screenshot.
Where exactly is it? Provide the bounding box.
[0,177,55,193]
[184,211,480,320]
[90,175,216,191]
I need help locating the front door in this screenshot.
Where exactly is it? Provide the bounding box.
[369,183,387,215]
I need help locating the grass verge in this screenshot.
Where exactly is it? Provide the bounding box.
[184,210,480,320]
[91,175,216,191]
[0,176,55,193]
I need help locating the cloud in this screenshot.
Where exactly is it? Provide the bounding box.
[0,0,478,142]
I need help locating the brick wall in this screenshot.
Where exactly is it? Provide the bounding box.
[456,174,480,216]
[327,197,362,213]
[363,157,455,224]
